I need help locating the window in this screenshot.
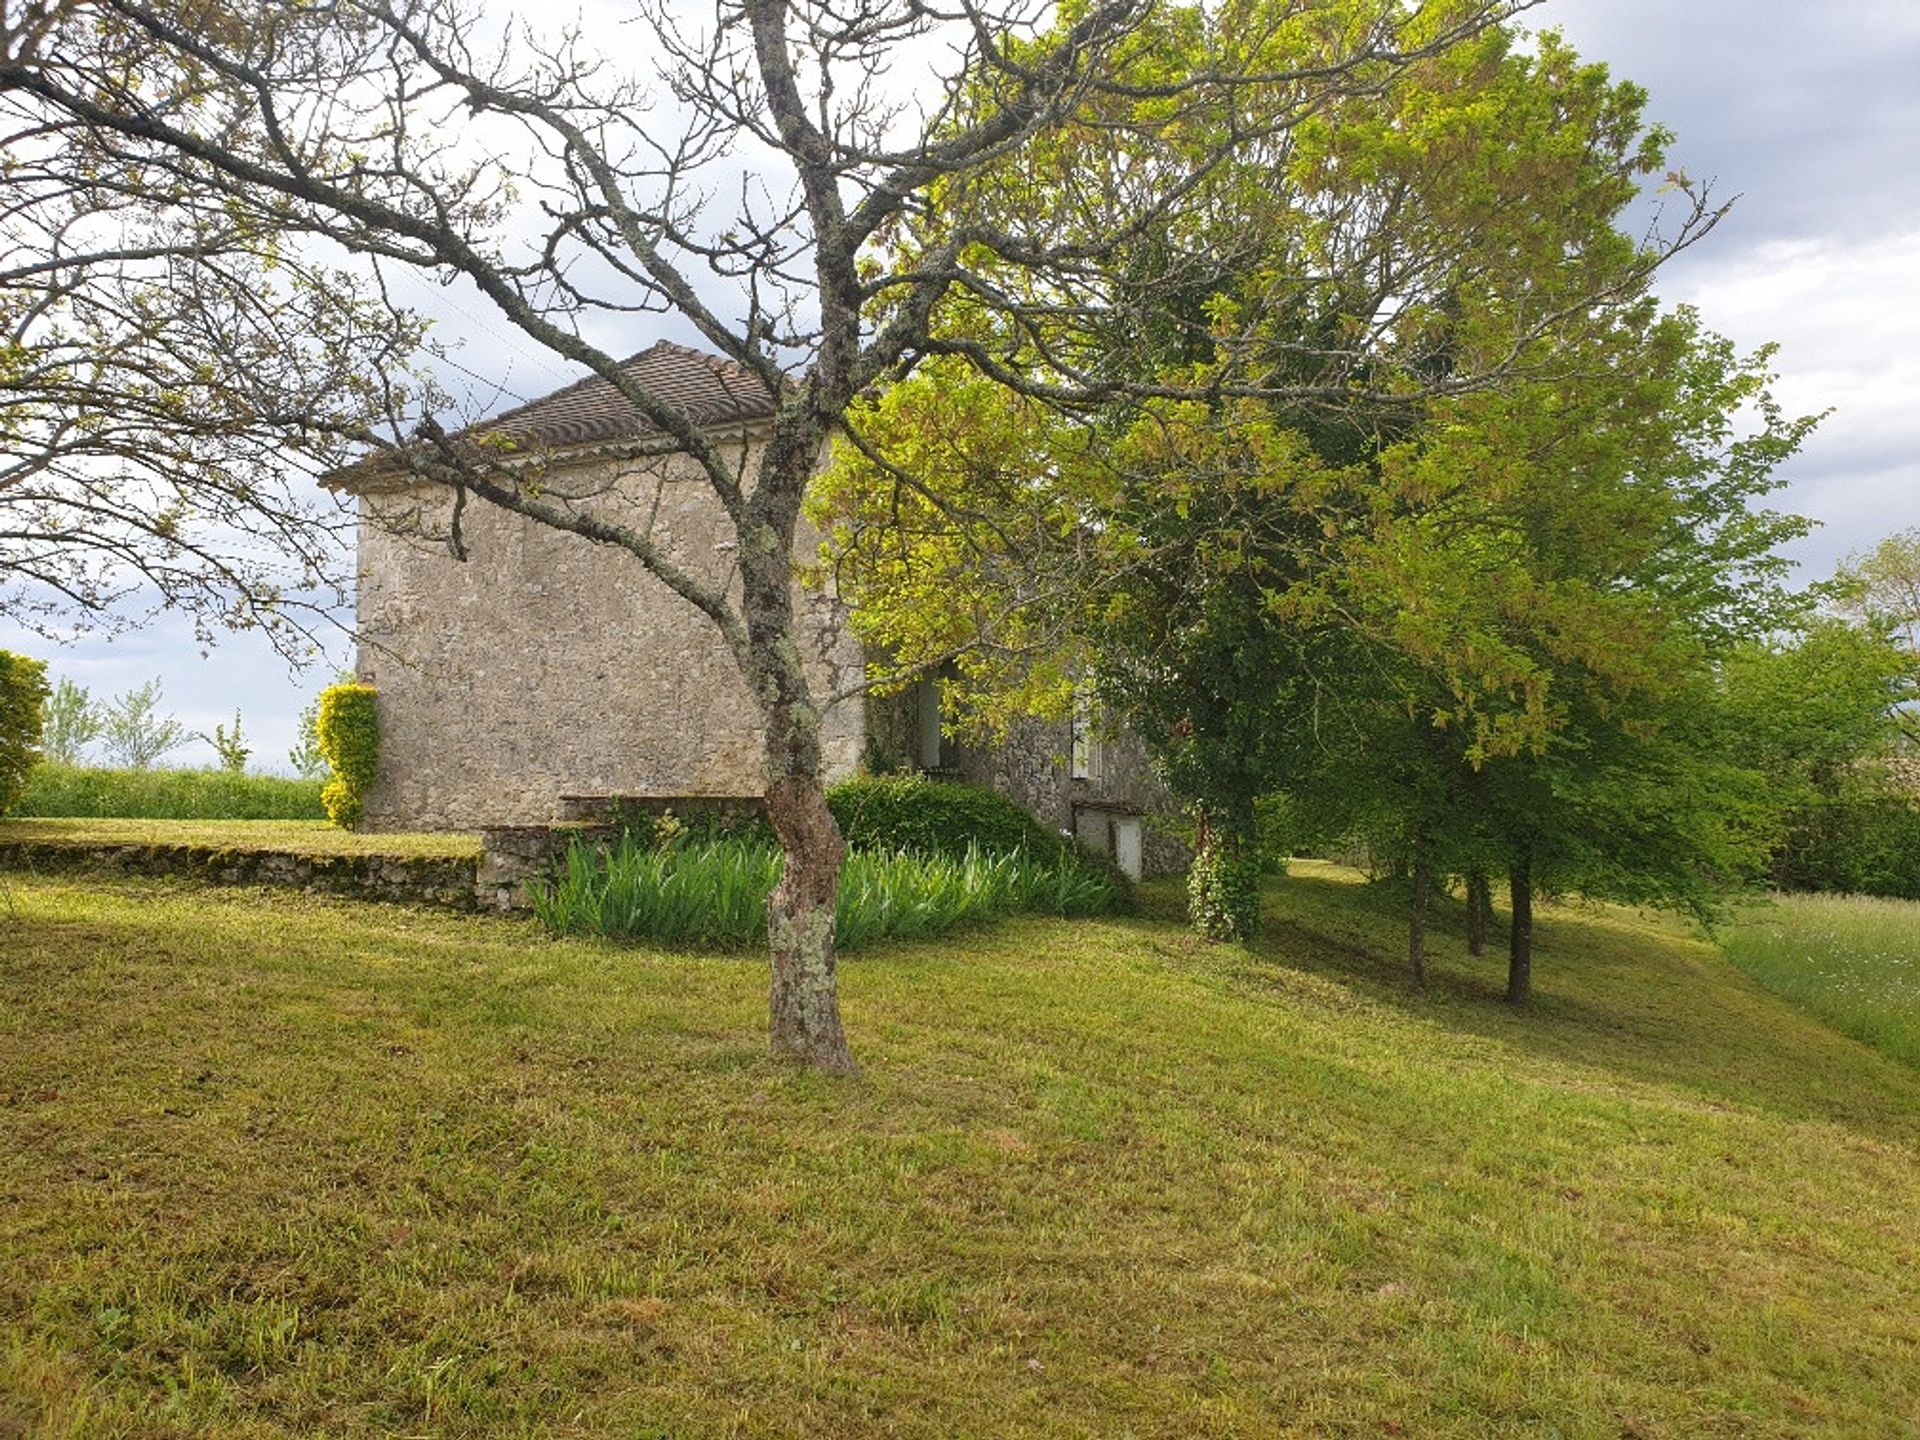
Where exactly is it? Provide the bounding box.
[1070,688,1104,782]
[915,677,942,770]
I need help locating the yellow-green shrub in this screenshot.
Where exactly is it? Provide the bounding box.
[0,650,50,816]
[316,683,379,829]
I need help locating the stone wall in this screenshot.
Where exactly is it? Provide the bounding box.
[946,715,1189,877]
[353,433,866,830]
[0,837,480,908]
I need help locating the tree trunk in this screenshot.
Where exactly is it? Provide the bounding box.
[743,411,856,1075]
[1409,856,1430,989]
[1506,853,1533,1006]
[764,770,855,1074]
[1465,869,1490,957]
[1187,809,1261,942]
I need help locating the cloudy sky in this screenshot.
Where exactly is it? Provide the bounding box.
[6,0,1917,771]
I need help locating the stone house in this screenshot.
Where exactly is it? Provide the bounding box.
[333,341,1178,877]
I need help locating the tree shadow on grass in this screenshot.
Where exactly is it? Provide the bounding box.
[1229,865,1920,1146]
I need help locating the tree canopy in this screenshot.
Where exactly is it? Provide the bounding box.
[815,9,1818,978]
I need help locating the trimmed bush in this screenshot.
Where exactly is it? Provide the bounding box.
[0,650,50,816]
[13,763,325,820]
[535,834,1119,950]
[316,683,379,829]
[826,774,1069,864]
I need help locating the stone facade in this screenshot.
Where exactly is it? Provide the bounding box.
[868,681,1187,878]
[350,420,1185,875]
[353,431,865,831]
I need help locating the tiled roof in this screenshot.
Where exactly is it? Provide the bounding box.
[327,340,778,488]
[469,341,778,450]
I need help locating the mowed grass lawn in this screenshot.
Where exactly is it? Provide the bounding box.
[3,864,1918,1438]
[1722,890,1920,1070]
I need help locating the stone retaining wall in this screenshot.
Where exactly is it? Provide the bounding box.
[0,839,483,911]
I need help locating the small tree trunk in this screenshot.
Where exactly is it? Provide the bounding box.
[1409,856,1430,989]
[1465,869,1490,957]
[1506,853,1533,1006]
[764,771,855,1074]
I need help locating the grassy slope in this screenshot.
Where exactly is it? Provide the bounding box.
[2,864,1917,1438]
[0,818,481,859]
[1722,891,1920,1069]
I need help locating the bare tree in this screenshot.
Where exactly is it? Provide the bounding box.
[0,0,1546,1071]
[0,94,416,646]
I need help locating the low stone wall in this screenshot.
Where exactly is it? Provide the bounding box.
[476,825,588,913]
[0,837,481,910]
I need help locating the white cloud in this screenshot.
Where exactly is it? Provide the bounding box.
[1659,230,1920,574]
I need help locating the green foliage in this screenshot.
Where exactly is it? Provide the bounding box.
[817,15,1818,953]
[14,763,325,820]
[1718,616,1920,898]
[534,834,1118,949]
[826,774,1071,866]
[0,649,50,816]
[315,683,378,829]
[1717,618,1913,797]
[41,677,101,766]
[289,671,354,779]
[288,701,327,779]
[1185,826,1263,942]
[1835,526,1920,693]
[1771,798,1920,902]
[98,678,186,770]
[205,710,251,774]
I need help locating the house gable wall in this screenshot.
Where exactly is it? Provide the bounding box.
[354,443,864,830]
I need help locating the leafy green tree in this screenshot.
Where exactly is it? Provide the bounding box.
[1837,528,1920,653]
[288,696,327,780]
[40,677,101,766]
[1718,616,1920,898]
[1835,528,1920,747]
[98,679,186,771]
[0,650,50,815]
[819,11,1793,973]
[204,710,251,775]
[287,671,355,779]
[1323,303,1816,998]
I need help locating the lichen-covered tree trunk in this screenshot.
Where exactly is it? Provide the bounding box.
[742,411,856,1075]
[1506,852,1534,1005]
[764,767,854,1073]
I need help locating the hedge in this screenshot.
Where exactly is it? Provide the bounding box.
[13,763,325,820]
[825,774,1070,864]
[1773,798,1920,901]
[0,650,49,816]
[316,683,379,828]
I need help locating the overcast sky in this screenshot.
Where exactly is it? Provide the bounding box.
[5,0,1917,771]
